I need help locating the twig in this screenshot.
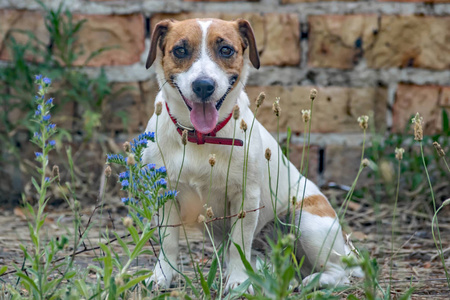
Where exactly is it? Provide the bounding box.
[0,205,265,277]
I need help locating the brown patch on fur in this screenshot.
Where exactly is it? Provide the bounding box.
[160,20,203,87]
[207,20,245,88]
[296,194,336,218]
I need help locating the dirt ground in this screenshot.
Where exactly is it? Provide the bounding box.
[0,189,449,299]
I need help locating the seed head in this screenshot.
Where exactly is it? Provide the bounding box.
[123,141,131,153]
[379,160,394,183]
[395,147,405,161]
[206,207,214,219]
[209,154,216,167]
[411,112,423,141]
[197,214,206,223]
[238,210,246,219]
[357,115,369,130]
[310,89,318,101]
[433,141,445,157]
[155,101,163,116]
[265,148,271,161]
[181,129,188,146]
[104,165,112,177]
[170,291,180,297]
[233,104,240,120]
[74,200,81,212]
[123,217,133,228]
[114,277,124,287]
[240,119,247,132]
[127,154,136,166]
[255,92,265,108]
[52,165,60,183]
[272,98,281,117]
[361,158,370,168]
[301,109,311,123]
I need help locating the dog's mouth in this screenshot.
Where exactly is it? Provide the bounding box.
[173,84,232,134]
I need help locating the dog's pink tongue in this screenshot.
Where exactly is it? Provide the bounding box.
[190,102,219,134]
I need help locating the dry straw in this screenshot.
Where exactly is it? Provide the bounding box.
[104,165,112,177]
[206,207,214,219]
[52,165,60,183]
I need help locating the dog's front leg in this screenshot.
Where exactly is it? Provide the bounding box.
[224,190,260,294]
[149,201,180,289]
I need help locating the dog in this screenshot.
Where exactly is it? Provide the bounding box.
[142,18,362,293]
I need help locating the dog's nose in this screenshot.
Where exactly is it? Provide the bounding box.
[192,77,215,100]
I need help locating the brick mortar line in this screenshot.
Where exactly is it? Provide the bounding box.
[1,1,450,16]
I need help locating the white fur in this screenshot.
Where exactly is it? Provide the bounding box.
[144,19,361,293]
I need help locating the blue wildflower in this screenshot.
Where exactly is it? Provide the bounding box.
[37,105,42,110]
[39,85,42,90]
[35,152,43,158]
[46,98,53,105]
[121,180,129,187]
[35,110,41,116]
[119,171,129,180]
[158,178,167,186]
[157,166,167,174]
[121,197,133,205]
[46,124,56,131]
[45,177,50,183]
[49,140,56,146]
[43,77,51,84]
[43,114,51,121]
[35,75,42,80]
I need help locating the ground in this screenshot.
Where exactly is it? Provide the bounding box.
[0,189,449,299]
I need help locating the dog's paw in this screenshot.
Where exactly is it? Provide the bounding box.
[224,273,254,295]
[146,266,173,290]
[301,271,349,289]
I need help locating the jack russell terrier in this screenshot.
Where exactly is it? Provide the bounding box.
[142,18,362,293]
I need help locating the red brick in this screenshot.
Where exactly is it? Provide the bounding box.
[366,16,450,69]
[246,85,387,133]
[308,15,378,69]
[150,13,300,66]
[72,14,145,66]
[0,10,49,61]
[309,15,450,70]
[393,84,450,134]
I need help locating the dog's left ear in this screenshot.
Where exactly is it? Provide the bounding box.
[236,19,260,70]
[146,19,172,69]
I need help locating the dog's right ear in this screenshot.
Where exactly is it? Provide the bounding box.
[146,19,172,69]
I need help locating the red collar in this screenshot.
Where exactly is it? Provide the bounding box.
[165,103,243,146]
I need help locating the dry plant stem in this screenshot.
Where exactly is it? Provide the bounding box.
[389,159,401,296]
[420,142,450,288]
[274,114,281,231]
[443,157,450,173]
[202,165,215,271]
[240,130,248,260]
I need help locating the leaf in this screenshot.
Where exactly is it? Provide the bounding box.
[127,226,139,244]
[233,242,254,273]
[117,273,152,294]
[113,232,131,257]
[197,264,211,299]
[442,109,449,135]
[130,229,155,260]
[0,266,7,276]
[207,255,218,288]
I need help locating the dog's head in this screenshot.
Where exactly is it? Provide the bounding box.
[146,18,259,134]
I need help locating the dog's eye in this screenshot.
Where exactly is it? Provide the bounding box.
[219,46,234,58]
[173,47,188,58]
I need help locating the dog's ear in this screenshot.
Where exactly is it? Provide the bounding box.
[236,19,260,69]
[146,19,172,69]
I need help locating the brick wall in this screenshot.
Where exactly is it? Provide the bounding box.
[1,0,449,188]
